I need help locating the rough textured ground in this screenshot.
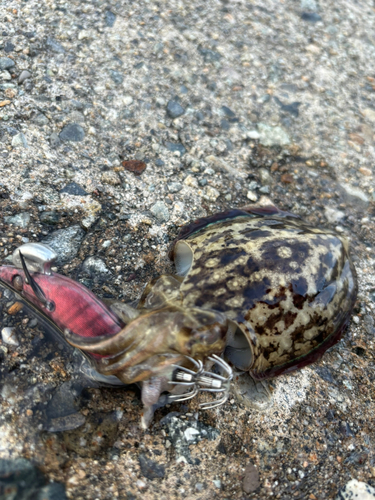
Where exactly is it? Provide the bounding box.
[1,0,375,498]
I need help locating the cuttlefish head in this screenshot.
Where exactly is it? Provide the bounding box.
[64,304,228,384]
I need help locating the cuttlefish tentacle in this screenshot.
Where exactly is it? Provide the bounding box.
[64,305,228,384]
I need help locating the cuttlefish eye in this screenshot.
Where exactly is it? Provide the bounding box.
[224,322,254,371]
[12,275,23,291]
[174,241,193,277]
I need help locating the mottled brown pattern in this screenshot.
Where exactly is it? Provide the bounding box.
[172,206,357,379]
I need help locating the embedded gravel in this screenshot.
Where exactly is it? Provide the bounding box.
[1,0,375,499]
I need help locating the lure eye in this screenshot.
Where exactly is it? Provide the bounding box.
[12,275,23,291]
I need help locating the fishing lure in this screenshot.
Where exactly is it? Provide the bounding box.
[0,204,357,426]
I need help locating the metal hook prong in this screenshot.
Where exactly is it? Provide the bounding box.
[169,357,203,386]
[167,385,199,403]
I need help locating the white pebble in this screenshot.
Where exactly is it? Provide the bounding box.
[247,190,258,202]
[123,95,133,106]
[2,327,19,346]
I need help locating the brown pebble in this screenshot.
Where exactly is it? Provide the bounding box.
[26,409,33,416]
[8,302,23,315]
[271,162,278,172]
[125,273,137,282]
[0,100,11,107]
[359,167,372,176]
[281,173,294,184]
[242,462,260,494]
[122,160,147,176]
[349,133,365,145]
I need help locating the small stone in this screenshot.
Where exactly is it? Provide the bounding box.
[11,132,28,148]
[40,211,61,225]
[247,191,258,202]
[362,108,375,123]
[258,123,290,147]
[184,175,199,188]
[0,100,11,107]
[0,57,15,71]
[0,71,11,81]
[18,70,32,84]
[242,463,260,494]
[166,100,185,119]
[301,12,322,22]
[101,171,121,185]
[2,327,19,346]
[4,212,30,228]
[59,123,85,142]
[81,215,98,230]
[5,88,16,99]
[205,186,220,201]
[340,183,369,207]
[46,37,65,53]
[122,160,146,175]
[247,130,260,139]
[83,256,110,276]
[60,182,88,196]
[324,207,345,224]
[50,133,61,148]
[359,167,372,176]
[198,46,222,62]
[335,479,375,500]
[7,302,23,315]
[165,142,186,156]
[301,0,318,11]
[168,182,183,193]
[151,201,170,223]
[42,225,85,265]
[105,10,116,27]
[4,42,15,53]
[138,454,165,480]
[259,168,272,185]
[281,173,294,184]
[109,70,123,85]
[123,95,133,106]
[220,105,236,118]
[33,114,49,126]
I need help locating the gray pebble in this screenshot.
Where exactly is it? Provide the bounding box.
[4,42,15,53]
[242,463,260,494]
[198,46,222,63]
[301,0,318,11]
[164,142,186,156]
[0,57,15,71]
[59,182,88,196]
[301,12,322,22]
[109,70,124,85]
[138,454,165,480]
[33,114,49,126]
[340,183,369,208]
[40,211,61,225]
[46,37,65,53]
[11,133,28,148]
[259,168,272,186]
[18,70,32,84]
[258,123,290,147]
[105,10,116,27]
[168,182,183,193]
[166,100,185,119]
[324,207,345,224]
[150,201,170,223]
[220,106,236,118]
[4,212,30,228]
[42,225,85,265]
[59,123,85,142]
[50,132,61,148]
[82,256,110,276]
